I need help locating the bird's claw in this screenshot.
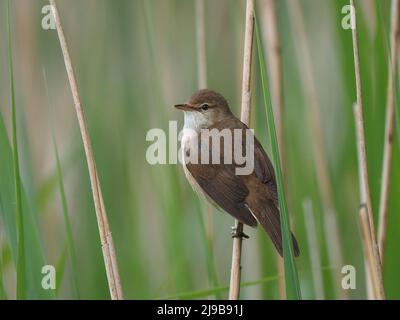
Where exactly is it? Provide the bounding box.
[231,226,249,239]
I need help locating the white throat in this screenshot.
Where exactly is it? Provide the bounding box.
[183,111,210,132]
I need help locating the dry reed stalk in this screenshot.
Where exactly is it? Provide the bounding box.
[351,0,385,297]
[287,0,345,298]
[196,0,207,89]
[239,0,255,126]
[353,102,380,299]
[378,0,400,264]
[229,0,254,300]
[359,205,381,299]
[49,0,123,300]
[350,0,377,244]
[259,0,285,299]
[260,0,284,169]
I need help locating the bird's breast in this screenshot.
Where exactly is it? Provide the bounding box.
[180,129,234,211]
[181,131,203,193]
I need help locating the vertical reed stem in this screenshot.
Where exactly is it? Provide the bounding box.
[359,204,381,299]
[378,0,400,264]
[239,0,255,127]
[229,0,255,300]
[49,0,123,300]
[196,0,208,89]
[350,0,384,299]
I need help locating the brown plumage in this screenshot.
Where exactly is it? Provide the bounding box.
[175,89,299,257]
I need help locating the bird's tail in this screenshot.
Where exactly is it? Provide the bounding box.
[248,198,300,257]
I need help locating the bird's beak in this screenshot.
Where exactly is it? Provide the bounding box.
[174,103,195,111]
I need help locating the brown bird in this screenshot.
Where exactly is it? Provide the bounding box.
[175,89,299,257]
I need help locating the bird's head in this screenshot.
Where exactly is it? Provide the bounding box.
[174,89,233,130]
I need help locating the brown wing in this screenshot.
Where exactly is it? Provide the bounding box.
[250,129,300,257]
[185,117,299,256]
[186,162,258,227]
[215,117,299,256]
[253,137,278,202]
[215,117,278,199]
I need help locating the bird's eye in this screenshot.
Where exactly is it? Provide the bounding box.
[201,103,209,111]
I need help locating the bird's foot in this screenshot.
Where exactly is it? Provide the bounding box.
[231,226,249,239]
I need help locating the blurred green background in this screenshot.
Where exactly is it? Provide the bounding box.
[0,0,399,299]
